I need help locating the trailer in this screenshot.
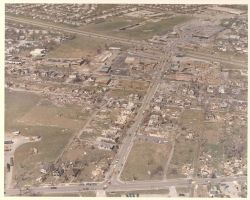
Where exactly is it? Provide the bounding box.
[4,140,13,144]
[6,163,10,172]
[10,157,14,166]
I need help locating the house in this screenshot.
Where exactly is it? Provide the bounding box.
[12,130,20,136]
[218,85,225,94]
[97,141,115,150]
[30,49,45,57]
[95,76,111,85]
[4,140,13,144]
[40,163,55,174]
[125,56,135,64]
[99,65,111,73]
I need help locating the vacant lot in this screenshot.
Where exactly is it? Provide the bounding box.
[167,109,204,178]
[121,141,171,181]
[167,136,197,179]
[47,35,126,58]
[203,122,224,144]
[13,125,73,186]
[81,15,191,40]
[117,79,150,90]
[108,88,145,100]
[47,36,107,58]
[40,191,96,197]
[60,141,115,182]
[20,101,89,130]
[5,89,41,131]
[5,90,75,186]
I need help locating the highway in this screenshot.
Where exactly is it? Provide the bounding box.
[5,15,248,197]
[6,15,151,48]
[185,51,247,68]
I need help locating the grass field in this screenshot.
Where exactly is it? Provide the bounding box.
[47,36,107,58]
[167,137,196,179]
[5,90,75,186]
[40,193,80,197]
[203,122,224,144]
[47,34,128,58]
[61,141,114,182]
[40,191,96,196]
[12,125,73,186]
[117,79,150,90]
[94,4,118,14]
[108,88,145,99]
[5,90,41,131]
[121,141,171,181]
[80,15,191,40]
[19,101,89,130]
[107,189,170,197]
[221,5,248,11]
[167,109,204,178]
[176,186,191,194]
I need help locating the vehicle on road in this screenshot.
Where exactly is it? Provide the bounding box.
[103,184,108,189]
[50,186,57,189]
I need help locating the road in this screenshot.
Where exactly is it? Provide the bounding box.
[6,16,150,48]
[5,176,247,196]
[5,14,248,197]
[105,40,175,186]
[4,134,41,190]
[184,51,247,68]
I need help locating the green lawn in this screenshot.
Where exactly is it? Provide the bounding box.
[5,89,40,130]
[5,90,74,186]
[80,15,192,40]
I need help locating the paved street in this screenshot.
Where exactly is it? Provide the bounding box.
[5,176,247,196]
[5,11,248,197]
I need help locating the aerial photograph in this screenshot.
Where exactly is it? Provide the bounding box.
[4,3,247,197]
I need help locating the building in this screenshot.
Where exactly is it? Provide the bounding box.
[95,76,111,85]
[97,141,115,150]
[4,140,13,144]
[12,130,20,136]
[125,56,135,64]
[99,65,111,73]
[30,49,46,57]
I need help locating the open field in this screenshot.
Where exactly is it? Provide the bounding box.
[5,89,41,131]
[166,137,196,179]
[40,191,96,196]
[121,141,171,181]
[107,188,170,197]
[47,36,107,58]
[203,122,224,144]
[221,5,248,11]
[60,141,115,182]
[47,35,127,58]
[19,101,89,130]
[94,4,118,13]
[80,15,191,40]
[5,90,78,186]
[117,79,150,90]
[167,109,204,178]
[40,193,80,197]
[107,88,145,99]
[195,185,209,197]
[12,125,73,186]
[176,186,190,194]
